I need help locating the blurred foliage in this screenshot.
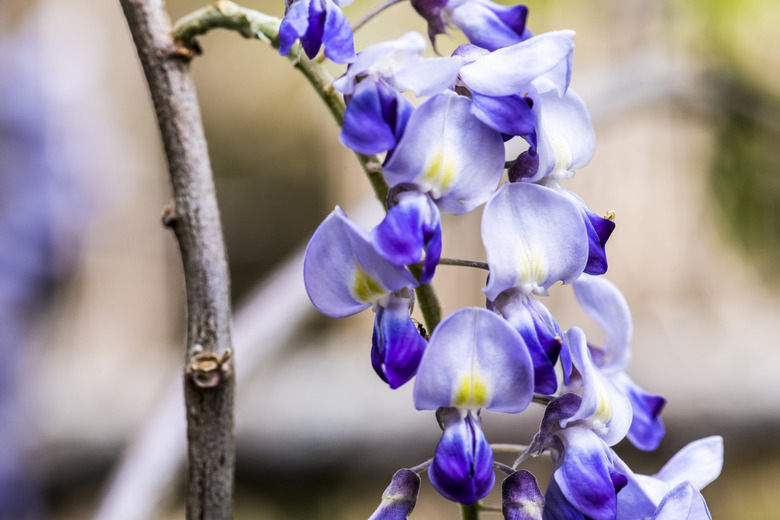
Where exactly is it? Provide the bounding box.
[680,0,780,281]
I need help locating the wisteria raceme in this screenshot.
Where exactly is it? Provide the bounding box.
[290,0,724,516]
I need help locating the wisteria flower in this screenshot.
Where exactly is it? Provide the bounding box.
[278,0,355,63]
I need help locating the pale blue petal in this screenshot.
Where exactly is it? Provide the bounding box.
[413,307,534,413]
[652,482,712,520]
[654,436,724,492]
[303,207,417,318]
[383,91,505,215]
[572,274,632,373]
[562,327,632,446]
[482,182,588,300]
[459,30,575,97]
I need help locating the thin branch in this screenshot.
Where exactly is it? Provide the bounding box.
[171,0,389,204]
[352,0,407,33]
[438,258,489,271]
[493,461,515,475]
[118,1,234,518]
[490,443,529,454]
[409,458,433,474]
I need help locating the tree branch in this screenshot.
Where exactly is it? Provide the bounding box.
[118,1,234,518]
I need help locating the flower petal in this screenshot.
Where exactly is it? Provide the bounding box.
[322,0,356,63]
[340,80,413,155]
[459,30,575,97]
[371,191,442,284]
[482,182,588,300]
[371,293,427,389]
[447,0,530,52]
[572,274,632,373]
[555,427,626,520]
[429,411,495,504]
[303,207,417,317]
[612,372,666,451]
[413,307,534,413]
[562,327,632,446]
[368,469,421,520]
[383,91,505,215]
[652,482,712,520]
[502,470,544,520]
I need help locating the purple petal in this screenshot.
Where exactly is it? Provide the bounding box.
[322,0,355,63]
[542,477,586,520]
[470,92,535,136]
[371,191,442,283]
[555,427,626,520]
[340,80,413,155]
[495,294,561,395]
[447,0,529,52]
[278,0,312,56]
[612,373,666,451]
[482,182,588,300]
[368,469,421,520]
[429,412,495,504]
[383,91,505,215]
[413,307,534,413]
[371,294,427,389]
[303,207,417,317]
[300,0,326,58]
[502,470,544,520]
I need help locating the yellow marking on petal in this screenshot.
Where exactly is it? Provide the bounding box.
[351,266,387,303]
[549,132,573,179]
[592,385,613,427]
[517,245,548,291]
[421,149,456,194]
[453,373,489,409]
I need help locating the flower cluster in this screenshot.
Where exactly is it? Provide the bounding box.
[287,1,723,518]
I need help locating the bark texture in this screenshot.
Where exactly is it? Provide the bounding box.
[118,1,235,518]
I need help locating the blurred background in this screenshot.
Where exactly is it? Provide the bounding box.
[1,0,779,518]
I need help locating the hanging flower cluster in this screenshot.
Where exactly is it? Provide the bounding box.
[287,1,723,518]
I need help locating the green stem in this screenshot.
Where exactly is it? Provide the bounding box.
[408,264,442,332]
[461,503,480,520]
[171,0,389,203]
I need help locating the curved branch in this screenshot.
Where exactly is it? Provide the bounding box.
[118,1,234,518]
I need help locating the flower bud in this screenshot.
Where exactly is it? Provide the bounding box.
[368,469,421,520]
[502,470,544,520]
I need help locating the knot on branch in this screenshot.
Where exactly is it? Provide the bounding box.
[161,203,179,229]
[186,347,233,388]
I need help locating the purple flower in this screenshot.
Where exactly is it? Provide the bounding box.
[303,208,426,387]
[411,0,530,51]
[278,0,355,63]
[371,190,442,284]
[522,394,628,520]
[333,32,462,154]
[481,182,589,301]
[502,470,545,520]
[613,436,723,520]
[414,308,535,503]
[383,90,505,215]
[368,469,421,520]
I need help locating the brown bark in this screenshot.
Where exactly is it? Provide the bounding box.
[118,1,235,518]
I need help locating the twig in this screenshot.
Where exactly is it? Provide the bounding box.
[118,1,234,518]
[171,0,390,204]
[438,258,489,271]
[352,0,407,33]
